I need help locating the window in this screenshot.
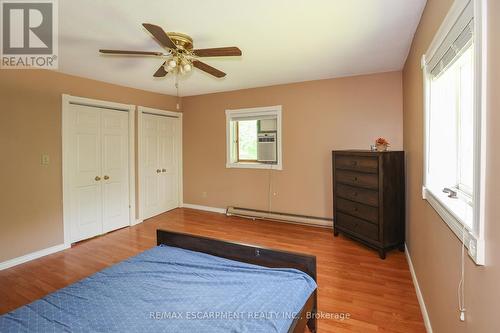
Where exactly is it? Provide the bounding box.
[427,45,474,227]
[422,0,485,264]
[237,120,258,161]
[226,106,282,170]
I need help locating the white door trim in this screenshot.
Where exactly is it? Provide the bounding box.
[137,106,183,221]
[62,94,136,246]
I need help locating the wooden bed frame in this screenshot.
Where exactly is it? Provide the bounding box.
[157,229,317,333]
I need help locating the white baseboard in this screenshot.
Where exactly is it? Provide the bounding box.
[182,203,226,214]
[0,243,70,271]
[405,244,433,333]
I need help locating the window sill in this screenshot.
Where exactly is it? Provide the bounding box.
[422,186,484,265]
[226,162,282,170]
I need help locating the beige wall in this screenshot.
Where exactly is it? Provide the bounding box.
[0,70,177,262]
[182,72,403,218]
[403,0,500,331]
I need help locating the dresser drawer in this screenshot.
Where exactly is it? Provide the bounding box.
[335,155,378,173]
[335,169,379,190]
[336,212,379,241]
[336,183,379,207]
[336,197,378,224]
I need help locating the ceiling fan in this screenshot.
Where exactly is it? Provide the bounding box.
[99,23,242,78]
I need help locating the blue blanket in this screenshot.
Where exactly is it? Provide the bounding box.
[0,245,316,333]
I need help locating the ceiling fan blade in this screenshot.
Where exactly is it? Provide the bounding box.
[142,23,177,50]
[153,62,168,77]
[193,60,226,78]
[193,47,242,57]
[99,49,163,56]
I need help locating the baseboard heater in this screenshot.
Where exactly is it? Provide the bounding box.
[226,206,333,228]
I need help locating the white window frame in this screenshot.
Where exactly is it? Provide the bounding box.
[421,0,486,265]
[225,105,282,170]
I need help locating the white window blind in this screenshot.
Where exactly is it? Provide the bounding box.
[227,114,277,122]
[427,0,474,77]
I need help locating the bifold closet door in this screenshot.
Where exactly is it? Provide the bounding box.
[100,109,130,233]
[67,104,130,243]
[68,104,103,242]
[159,116,179,212]
[142,114,163,218]
[141,113,180,219]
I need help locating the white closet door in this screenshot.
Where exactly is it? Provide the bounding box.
[101,109,130,233]
[142,114,163,218]
[159,116,179,212]
[68,104,103,242]
[141,112,180,219]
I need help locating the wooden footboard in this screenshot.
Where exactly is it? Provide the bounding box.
[156,229,317,333]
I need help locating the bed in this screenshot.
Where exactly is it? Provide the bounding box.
[0,230,318,333]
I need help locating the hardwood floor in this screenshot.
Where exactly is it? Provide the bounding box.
[0,208,425,332]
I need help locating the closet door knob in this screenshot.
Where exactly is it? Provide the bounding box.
[103,175,110,180]
[162,169,166,172]
[156,169,161,173]
[95,176,101,181]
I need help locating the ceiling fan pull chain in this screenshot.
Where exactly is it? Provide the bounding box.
[175,75,180,110]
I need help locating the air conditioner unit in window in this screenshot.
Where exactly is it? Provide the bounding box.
[257,132,277,163]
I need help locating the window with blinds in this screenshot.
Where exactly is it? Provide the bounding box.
[422,0,485,265]
[428,43,474,203]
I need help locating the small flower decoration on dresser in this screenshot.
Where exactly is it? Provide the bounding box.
[375,137,390,152]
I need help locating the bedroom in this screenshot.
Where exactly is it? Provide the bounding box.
[1,0,499,332]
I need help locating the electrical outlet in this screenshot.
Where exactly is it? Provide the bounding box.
[202,191,208,198]
[41,154,50,166]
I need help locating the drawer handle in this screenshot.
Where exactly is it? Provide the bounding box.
[354,176,358,181]
[354,207,358,212]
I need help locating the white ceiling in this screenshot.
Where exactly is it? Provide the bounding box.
[58,0,426,96]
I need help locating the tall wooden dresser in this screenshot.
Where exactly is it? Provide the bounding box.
[332,150,405,259]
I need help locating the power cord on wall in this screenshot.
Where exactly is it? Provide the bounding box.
[458,222,466,321]
[267,168,273,213]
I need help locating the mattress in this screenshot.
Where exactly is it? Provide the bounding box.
[0,245,317,333]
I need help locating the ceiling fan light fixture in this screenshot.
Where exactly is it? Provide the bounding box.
[168,59,177,68]
[101,23,241,79]
[183,63,192,72]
